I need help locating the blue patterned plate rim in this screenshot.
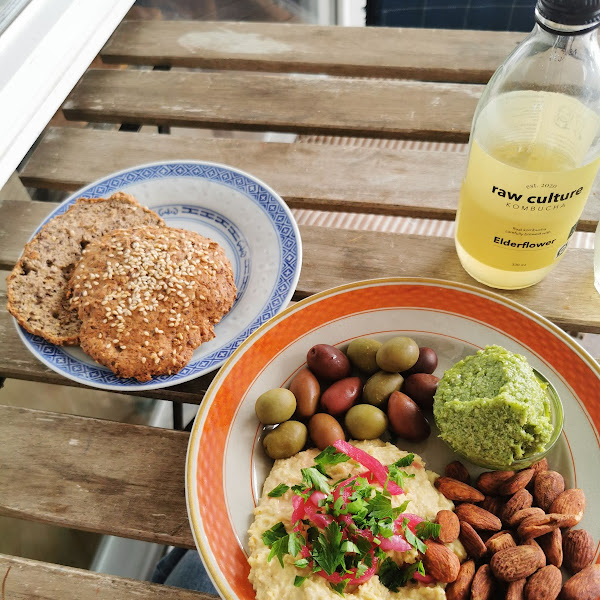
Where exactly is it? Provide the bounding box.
[13,160,302,391]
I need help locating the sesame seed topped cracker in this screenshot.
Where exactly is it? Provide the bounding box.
[69,226,236,382]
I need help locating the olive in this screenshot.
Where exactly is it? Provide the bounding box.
[320,376,362,416]
[308,413,345,450]
[346,338,382,375]
[387,391,431,442]
[255,388,296,425]
[402,347,439,376]
[376,337,420,373]
[403,373,440,410]
[345,404,388,440]
[262,421,308,459]
[362,371,404,408]
[289,368,320,419]
[307,344,351,381]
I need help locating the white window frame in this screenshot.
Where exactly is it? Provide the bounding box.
[0,0,135,191]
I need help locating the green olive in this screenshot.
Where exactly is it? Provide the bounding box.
[345,404,389,440]
[362,371,404,407]
[346,338,383,375]
[262,421,308,459]
[376,337,420,373]
[255,388,296,425]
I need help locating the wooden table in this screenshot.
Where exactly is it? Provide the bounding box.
[2,19,600,598]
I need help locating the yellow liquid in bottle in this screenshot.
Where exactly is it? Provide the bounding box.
[455,140,599,289]
[455,90,600,289]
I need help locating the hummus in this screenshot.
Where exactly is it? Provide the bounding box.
[247,440,465,600]
[433,345,553,468]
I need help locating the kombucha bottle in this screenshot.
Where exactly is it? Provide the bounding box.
[455,0,600,289]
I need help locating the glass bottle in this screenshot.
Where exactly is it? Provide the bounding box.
[455,0,600,289]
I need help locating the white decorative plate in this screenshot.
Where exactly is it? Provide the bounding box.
[186,277,600,600]
[14,161,302,391]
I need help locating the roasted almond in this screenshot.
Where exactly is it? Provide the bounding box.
[560,564,600,600]
[549,488,585,527]
[524,564,562,600]
[434,476,485,503]
[523,538,546,568]
[508,507,545,528]
[518,513,573,540]
[455,503,502,532]
[538,528,563,568]
[502,488,534,526]
[529,457,549,476]
[445,460,470,484]
[486,530,516,555]
[562,529,595,574]
[497,468,535,495]
[533,470,565,511]
[445,559,475,600]
[435,509,460,544]
[476,470,515,495]
[490,545,545,582]
[471,563,495,600]
[481,495,504,517]
[506,578,527,600]
[421,540,460,583]
[459,520,488,561]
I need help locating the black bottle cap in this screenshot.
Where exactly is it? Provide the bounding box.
[536,0,600,27]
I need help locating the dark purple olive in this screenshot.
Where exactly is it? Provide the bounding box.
[307,344,351,381]
[402,347,438,376]
[402,373,440,410]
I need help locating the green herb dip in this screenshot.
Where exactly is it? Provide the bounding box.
[433,345,552,468]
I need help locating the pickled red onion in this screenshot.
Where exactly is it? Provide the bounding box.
[377,534,412,552]
[332,440,404,495]
[413,572,436,584]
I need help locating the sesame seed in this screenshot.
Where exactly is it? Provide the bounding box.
[120,345,127,350]
[141,357,147,363]
[106,343,111,349]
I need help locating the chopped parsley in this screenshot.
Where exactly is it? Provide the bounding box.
[415,520,441,540]
[301,466,331,494]
[402,519,428,554]
[314,446,351,466]
[392,454,415,468]
[293,575,307,587]
[330,581,347,596]
[378,557,425,592]
[268,483,290,497]
[312,522,345,575]
[261,522,287,546]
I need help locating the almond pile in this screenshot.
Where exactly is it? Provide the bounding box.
[428,459,599,600]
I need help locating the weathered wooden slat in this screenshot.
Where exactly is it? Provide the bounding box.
[62,69,482,142]
[20,126,469,220]
[101,20,524,84]
[0,405,195,548]
[17,128,600,233]
[0,554,217,599]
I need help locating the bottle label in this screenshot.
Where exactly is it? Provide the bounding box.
[456,140,600,271]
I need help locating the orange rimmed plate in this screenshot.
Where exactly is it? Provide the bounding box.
[186,278,600,599]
